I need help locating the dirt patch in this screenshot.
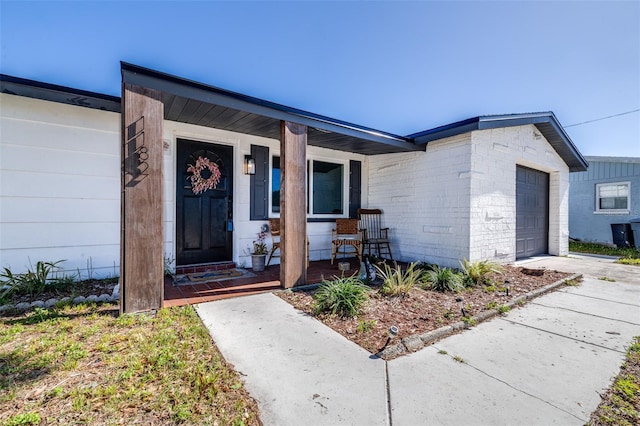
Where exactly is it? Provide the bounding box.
[278,265,575,356]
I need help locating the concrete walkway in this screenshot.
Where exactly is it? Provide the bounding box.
[196,255,640,425]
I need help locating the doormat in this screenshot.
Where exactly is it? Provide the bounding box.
[174,268,255,285]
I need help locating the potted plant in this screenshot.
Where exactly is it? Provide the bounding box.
[250,230,268,271]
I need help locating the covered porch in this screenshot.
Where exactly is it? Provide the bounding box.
[120,62,421,313]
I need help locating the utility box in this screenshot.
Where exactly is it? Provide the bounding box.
[629,218,640,250]
[611,223,635,248]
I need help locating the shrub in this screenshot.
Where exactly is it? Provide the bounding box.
[459,259,503,287]
[422,266,464,293]
[376,262,422,297]
[314,275,369,318]
[0,260,65,300]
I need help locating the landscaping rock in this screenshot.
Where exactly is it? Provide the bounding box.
[15,302,30,311]
[378,342,407,360]
[86,295,98,303]
[73,296,86,304]
[402,335,424,352]
[0,304,13,314]
[30,300,45,308]
[45,298,58,308]
[97,294,110,303]
[474,310,497,322]
[419,325,454,345]
[112,284,120,297]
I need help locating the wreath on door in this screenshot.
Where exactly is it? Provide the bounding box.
[187,156,221,195]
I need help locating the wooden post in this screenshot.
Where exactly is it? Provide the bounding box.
[120,83,164,313]
[280,121,307,288]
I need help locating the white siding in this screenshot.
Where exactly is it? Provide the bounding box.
[161,121,368,268]
[0,94,120,278]
[1,94,370,278]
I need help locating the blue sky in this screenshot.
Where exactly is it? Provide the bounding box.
[1,1,638,157]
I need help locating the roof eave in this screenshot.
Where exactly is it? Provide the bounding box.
[121,62,421,153]
[0,73,121,112]
[411,112,588,172]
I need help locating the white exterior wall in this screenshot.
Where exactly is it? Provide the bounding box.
[0,94,121,278]
[1,91,570,275]
[162,121,368,267]
[469,125,570,262]
[1,94,368,277]
[367,126,570,267]
[368,134,472,267]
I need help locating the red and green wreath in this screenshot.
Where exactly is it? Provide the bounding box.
[187,156,221,195]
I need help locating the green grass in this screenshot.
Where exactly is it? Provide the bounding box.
[570,241,640,259]
[617,258,640,266]
[588,336,640,426]
[0,303,260,425]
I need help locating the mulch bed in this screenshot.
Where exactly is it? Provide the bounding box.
[277,265,574,355]
[3,279,117,306]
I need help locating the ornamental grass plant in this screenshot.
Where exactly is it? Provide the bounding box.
[459,258,504,287]
[376,261,422,297]
[422,265,464,293]
[313,275,370,318]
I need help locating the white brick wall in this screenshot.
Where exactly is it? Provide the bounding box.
[470,125,569,262]
[368,134,472,267]
[367,125,570,267]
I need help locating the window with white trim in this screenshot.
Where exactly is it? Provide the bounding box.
[271,157,346,216]
[596,182,630,212]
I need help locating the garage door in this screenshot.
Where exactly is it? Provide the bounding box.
[516,165,549,258]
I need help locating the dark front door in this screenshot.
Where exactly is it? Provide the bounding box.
[516,165,549,259]
[176,139,233,265]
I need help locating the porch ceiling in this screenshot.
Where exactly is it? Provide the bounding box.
[122,62,423,156]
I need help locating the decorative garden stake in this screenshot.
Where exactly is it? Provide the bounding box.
[505,280,510,297]
[456,297,466,317]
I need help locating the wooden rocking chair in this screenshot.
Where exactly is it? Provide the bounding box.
[330,218,363,264]
[357,208,393,260]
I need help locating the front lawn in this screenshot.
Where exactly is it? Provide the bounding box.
[588,336,640,426]
[570,240,640,265]
[0,303,260,425]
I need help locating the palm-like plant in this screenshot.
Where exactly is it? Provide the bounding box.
[314,275,370,318]
[422,265,464,292]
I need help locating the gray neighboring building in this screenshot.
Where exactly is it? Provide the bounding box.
[569,156,640,244]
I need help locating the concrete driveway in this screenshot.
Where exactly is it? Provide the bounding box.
[196,254,640,425]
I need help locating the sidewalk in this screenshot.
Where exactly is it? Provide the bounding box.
[196,256,640,425]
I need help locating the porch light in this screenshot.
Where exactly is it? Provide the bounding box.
[244,155,256,175]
